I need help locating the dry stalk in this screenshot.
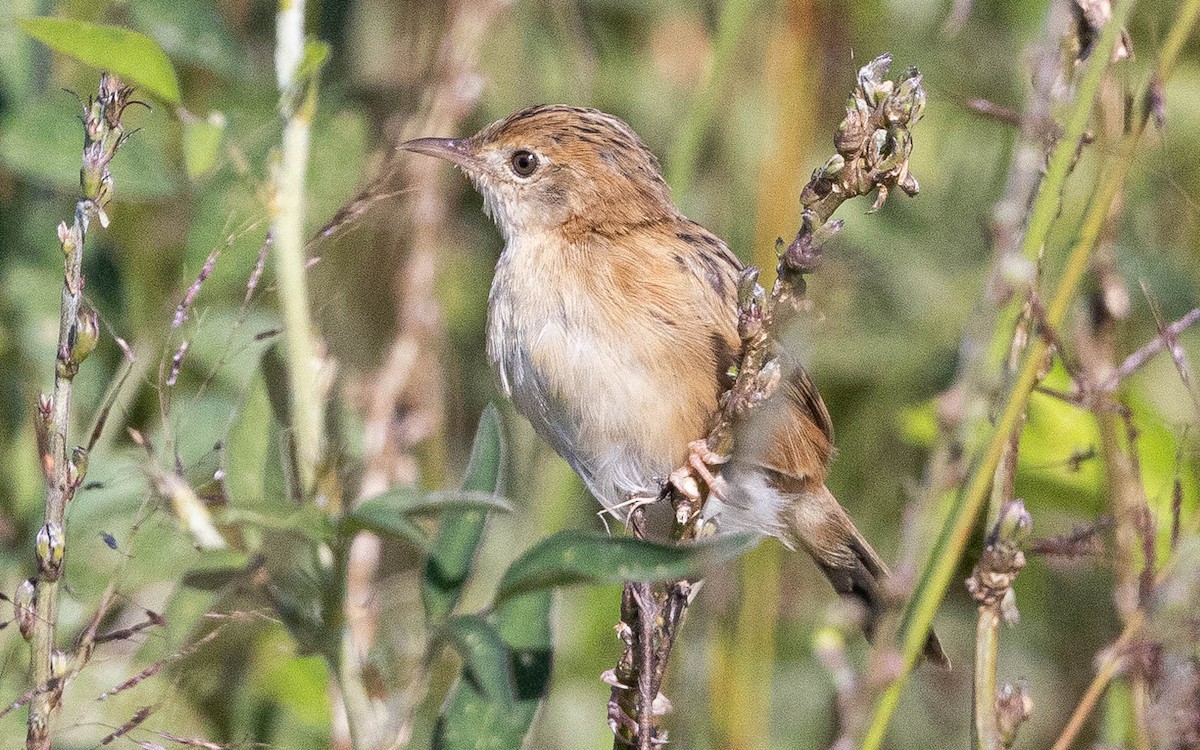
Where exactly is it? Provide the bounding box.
[25,73,137,750]
[340,1,512,746]
[271,0,325,500]
[609,54,927,749]
[894,0,1074,587]
[1023,259,1200,750]
[968,500,1034,750]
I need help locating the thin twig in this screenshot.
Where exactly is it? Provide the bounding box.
[341,2,511,746]
[860,3,1199,742]
[27,73,136,750]
[968,500,1033,750]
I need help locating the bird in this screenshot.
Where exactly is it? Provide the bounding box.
[402,104,946,665]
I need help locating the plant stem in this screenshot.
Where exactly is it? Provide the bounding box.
[27,215,82,750]
[859,3,1153,744]
[272,0,324,498]
[972,607,1002,750]
[28,74,133,750]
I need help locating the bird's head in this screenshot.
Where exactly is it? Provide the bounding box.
[401,105,678,240]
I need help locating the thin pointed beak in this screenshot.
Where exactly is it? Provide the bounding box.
[400,137,478,170]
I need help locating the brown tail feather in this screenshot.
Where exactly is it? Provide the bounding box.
[786,484,949,669]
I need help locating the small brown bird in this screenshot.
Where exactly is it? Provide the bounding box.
[404,104,945,664]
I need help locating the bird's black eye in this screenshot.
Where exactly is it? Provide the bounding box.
[510,150,538,177]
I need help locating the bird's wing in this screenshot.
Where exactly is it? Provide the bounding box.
[668,220,834,482]
[731,355,835,488]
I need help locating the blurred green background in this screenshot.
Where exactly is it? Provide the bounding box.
[1,0,1198,748]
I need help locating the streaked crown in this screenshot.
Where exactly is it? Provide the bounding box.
[403,104,679,239]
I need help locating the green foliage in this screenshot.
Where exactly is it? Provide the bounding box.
[422,404,505,623]
[184,114,226,180]
[17,17,181,103]
[1,1,1199,748]
[434,593,553,750]
[439,614,519,703]
[495,529,760,603]
[415,407,551,750]
[297,40,332,87]
[345,487,514,551]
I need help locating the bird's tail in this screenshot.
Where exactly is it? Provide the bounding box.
[784,483,949,668]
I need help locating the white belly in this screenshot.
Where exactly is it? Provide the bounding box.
[486,242,680,512]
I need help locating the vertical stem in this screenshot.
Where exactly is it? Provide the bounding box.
[272,0,324,498]
[28,75,132,750]
[26,217,83,750]
[972,607,1002,750]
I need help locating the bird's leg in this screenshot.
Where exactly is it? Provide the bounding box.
[668,439,729,504]
[602,495,662,538]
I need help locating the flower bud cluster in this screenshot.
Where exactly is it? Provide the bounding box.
[967,499,1033,609]
[80,73,137,228]
[802,54,926,213]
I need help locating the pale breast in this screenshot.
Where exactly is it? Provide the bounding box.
[486,234,708,514]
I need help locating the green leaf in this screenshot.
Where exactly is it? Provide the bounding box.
[493,592,553,700]
[261,343,292,428]
[422,405,505,623]
[224,369,272,509]
[495,530,760,604]
[344,486,515,550]
[180,549,254,591]
[356,487,514,519]
[343,490,431,552]
[128,0,246,78]
[18,18,182,103]
[269,569,327,655]
[440,615,515,704]
[434,592,552,750]
[295,39,330,86]
[220,506,332,544]
[183,113,225,180]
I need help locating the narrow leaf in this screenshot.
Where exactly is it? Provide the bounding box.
[495,530,760,604]
[180,549,253,591]
[434,592,552,750]
[440,616,515,704]
[422,405,505,622]
[354,487,513,519]
[295,39,330,85]
[18,18,182,103]
[343,492,431,551]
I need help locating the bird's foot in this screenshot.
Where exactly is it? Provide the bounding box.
[669,440,728,498]
[668,440,729,527]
